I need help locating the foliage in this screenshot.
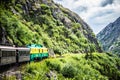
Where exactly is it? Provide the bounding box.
[61,64,77,78]
[45,60,61,72]
[21,53,120,80]
[0,0,101,54]
[23,62,49,80]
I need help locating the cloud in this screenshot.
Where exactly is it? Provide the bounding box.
[101,0,114,7]
[54,0,120,34]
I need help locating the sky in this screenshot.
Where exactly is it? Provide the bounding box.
[53,0,120,34]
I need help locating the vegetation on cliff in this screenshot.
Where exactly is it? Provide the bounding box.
[5,53,119,80]
[0,0,102,54]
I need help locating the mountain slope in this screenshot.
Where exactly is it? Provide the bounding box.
[4,53,120,80]
[97,17,120,54]
[0,0,102,53]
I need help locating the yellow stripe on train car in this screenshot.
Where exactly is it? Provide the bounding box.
[42,48,48,53]
[30,48,39,54]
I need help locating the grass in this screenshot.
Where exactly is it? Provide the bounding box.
[21,53,120,80]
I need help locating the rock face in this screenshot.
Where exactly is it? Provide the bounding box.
[97,17,120,54]
[0,0,102,53]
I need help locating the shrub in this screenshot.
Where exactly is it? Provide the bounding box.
[40,4,51,15]
[46,60,61,72]
[59,59,66,63]
[61,64,77,78]
[53,46,62,55]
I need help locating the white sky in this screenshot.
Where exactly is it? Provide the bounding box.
[53,0,120,34]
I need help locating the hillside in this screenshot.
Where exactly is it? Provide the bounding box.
[3,53,120,80]
[0,0,102,54]
[97,17,120,54]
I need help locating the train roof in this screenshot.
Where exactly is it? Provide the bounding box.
[30,47,47,49]
[40,47,48,49]
[0,46,16,51]
[27,44,43,48]
[0,46,15,49]
[0,46,29,50]
[16,47,30,50]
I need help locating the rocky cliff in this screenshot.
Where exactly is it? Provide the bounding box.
[0,0,102,53]
[97,17,120,54]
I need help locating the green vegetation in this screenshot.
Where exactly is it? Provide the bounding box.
[21,53,120,80]
[0,10,37,46]
[0,0,102,54]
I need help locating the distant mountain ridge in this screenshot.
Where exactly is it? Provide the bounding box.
[97,17,120,54]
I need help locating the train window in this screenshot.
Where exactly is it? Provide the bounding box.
[19,51,23,56]
[8,51,15,56]
[2,51,7,57]
[24,51,26,55]
[11,51,15,56]
[19,51,29,56]
[25,51,27,55]
[19,51,21,56]
[25,51,29,56]
[2,51,15,57]
[22,51,25,56]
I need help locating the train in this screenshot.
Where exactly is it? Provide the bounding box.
[0,44,49,66]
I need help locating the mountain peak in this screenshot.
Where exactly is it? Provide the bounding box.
[97,17,120,54]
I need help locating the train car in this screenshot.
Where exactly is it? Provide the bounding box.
[27,44,49,61]
[0,44,49,66]
[0,46,16,66]
[17,47,30,63]
[0,46,30,66]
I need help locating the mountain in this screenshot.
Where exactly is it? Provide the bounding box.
[0,0,102,54]
[97,17,120,54]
